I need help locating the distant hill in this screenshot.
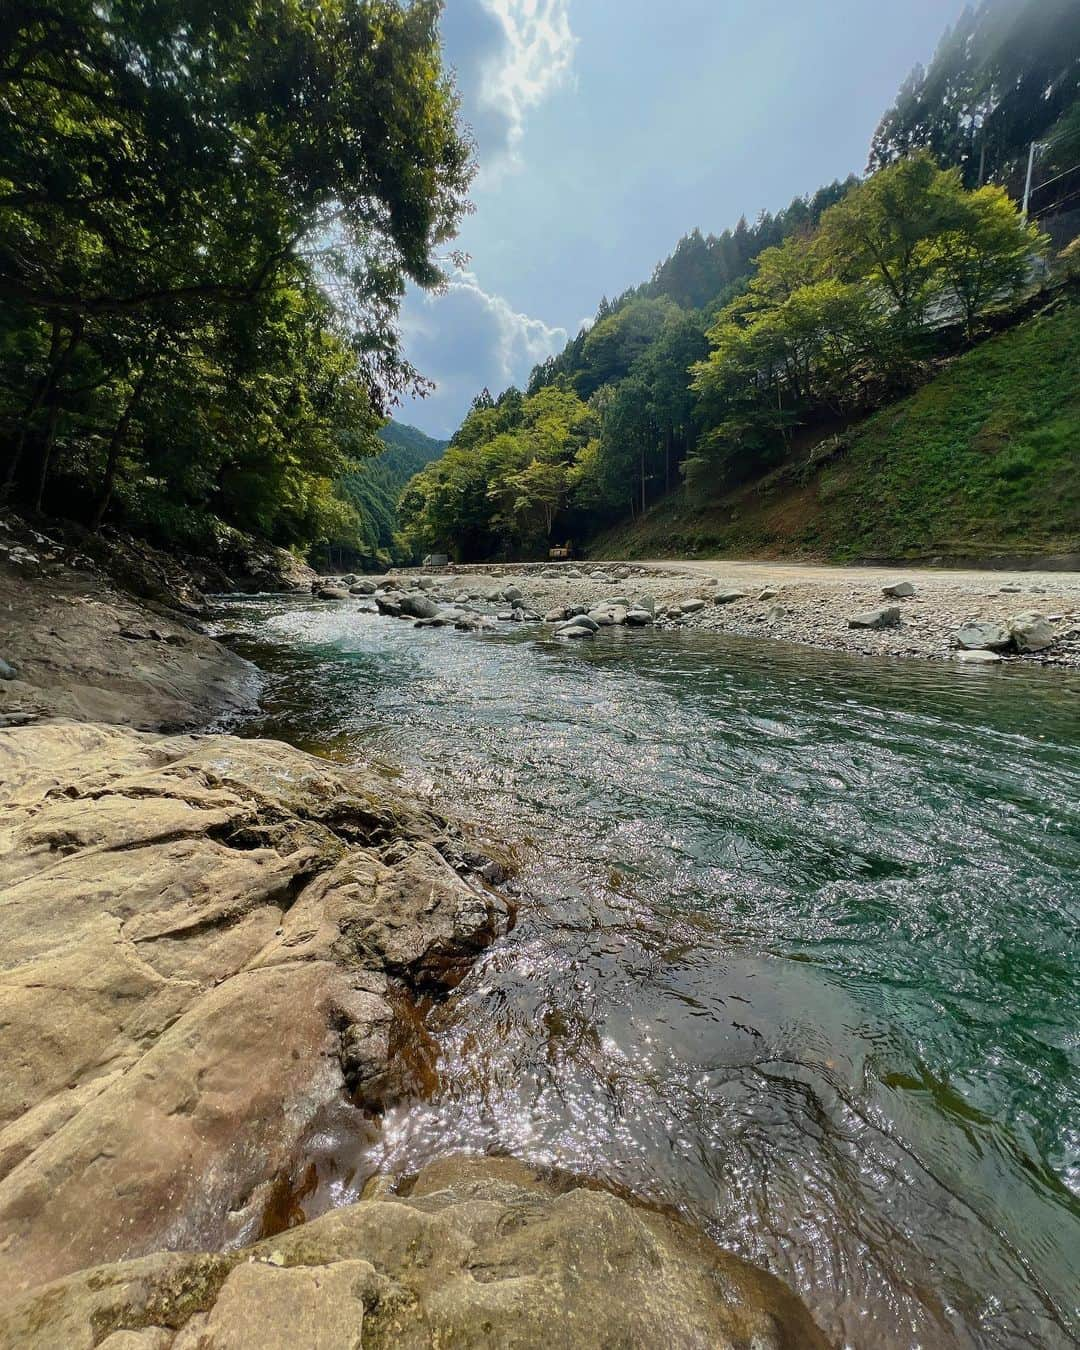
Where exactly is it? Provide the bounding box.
[337,420,448,567]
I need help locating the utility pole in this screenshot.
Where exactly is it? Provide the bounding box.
[1021,140,1039,221]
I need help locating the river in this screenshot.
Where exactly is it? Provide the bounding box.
[215,594,1080,1350]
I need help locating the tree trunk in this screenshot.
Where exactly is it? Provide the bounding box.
[32,319,83,514]
[91,331,164,531]
[2,318,63,499]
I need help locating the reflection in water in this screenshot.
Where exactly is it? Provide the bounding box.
[216,596,1080,1350]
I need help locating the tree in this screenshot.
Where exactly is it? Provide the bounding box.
[928,184,1048,337]
[0,0,473,554]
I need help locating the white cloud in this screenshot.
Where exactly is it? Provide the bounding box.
[476,0,576,165]
[444,270,567,380]
[398,271,567,435]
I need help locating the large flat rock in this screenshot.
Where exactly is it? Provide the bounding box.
[0,723,510,1296]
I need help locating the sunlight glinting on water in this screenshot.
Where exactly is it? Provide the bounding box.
[218,596,1080,1350]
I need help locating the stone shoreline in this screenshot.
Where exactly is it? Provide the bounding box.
[323,558,1080,671]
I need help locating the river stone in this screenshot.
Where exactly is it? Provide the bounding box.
[545,607,569,623]
[955,649,1003,664]
[0,658,16,681]
[316,586,350,600]
[714,589,748,605]
[0,1155,828,1350]
[954,621,1011,651]
[882,580,916,598]
[398,592,439,620]
[415,576,438,590]
[587,609,616,626]
[349,579,377,595]
[502,585,524,604]
[757,587,779,601]
[557,623,595,639]
[375,596,402,617]
[560,613,599,632]
[680,598,707,614]
[624,609,653,625]
[848,606,901,630]
[1008,611,1054,652]
[0,724,511,1296]
[765,605,787,622]
[630,594,656,614]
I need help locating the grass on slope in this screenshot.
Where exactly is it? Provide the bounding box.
[592,295,1080,563]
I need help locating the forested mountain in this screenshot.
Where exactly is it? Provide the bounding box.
[401,0,1080,564]
[329,421,448,569]
[0,1,471,563]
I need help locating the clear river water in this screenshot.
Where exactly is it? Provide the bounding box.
[215,595,1080,1350]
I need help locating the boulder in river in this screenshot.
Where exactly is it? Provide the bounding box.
[398,592,440,620]
[375,596,402,617]
[316,585,350,600]
[624,609,654,625]
[349,579,378,595]
[557,623,596,639]
[503,585,524,604]
[1008,612,1054,652]
[954,621,1011,651]
[545,607,569,623]
[848,606,901,630]
[559,613,599,633]
[882,580,916,598]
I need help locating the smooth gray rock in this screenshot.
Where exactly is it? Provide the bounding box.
[398,592,440,620]
[503,585,524,604]
[955,649,1003,664]
[1008,611,1054,652]
[714,590,748,605]
[545,607,569,623]
[848,606,901,630]
[587,609,616,626]
[558,613,599,633]
[680,598,707,614]
[757,588,779,601]
[630,595,656,614]
[624,609,653,626]
[954,621,1011,651]
[882,580,916,598]
[557,624,595,639]
[349,580,377,595]
[316,586,350,600]
[0,657,17,680]
[375,596,402,617]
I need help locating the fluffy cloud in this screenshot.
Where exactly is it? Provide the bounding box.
[398,272,567,436]
[442,0,576,168]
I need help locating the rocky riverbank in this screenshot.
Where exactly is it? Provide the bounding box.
[0,527,830,1346]
[314,558,1080,669]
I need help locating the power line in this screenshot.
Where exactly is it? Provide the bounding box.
[1032,162,1080,196]
[1033,185,1080,220]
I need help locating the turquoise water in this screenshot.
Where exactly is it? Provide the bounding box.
[218,596,1080,1349]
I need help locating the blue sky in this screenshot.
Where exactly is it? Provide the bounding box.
[397,0,968,438]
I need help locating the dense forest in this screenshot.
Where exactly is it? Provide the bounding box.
[0,0,471,561]
[401,0,1080,564]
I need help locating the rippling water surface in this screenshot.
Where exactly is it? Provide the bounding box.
[216,596,1080,1349]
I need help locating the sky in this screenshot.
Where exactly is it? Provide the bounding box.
[397,0,969,439]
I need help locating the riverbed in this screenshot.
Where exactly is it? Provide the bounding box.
[216,594,1080,1350]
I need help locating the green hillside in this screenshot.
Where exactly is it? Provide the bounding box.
[591,294,1080,564]
[335,421,448,567]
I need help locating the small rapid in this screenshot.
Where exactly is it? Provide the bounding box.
[216,595,1080,1350]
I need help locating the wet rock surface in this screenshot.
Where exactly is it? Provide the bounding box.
[0,1156,829,1349]
[0,723,511,1298]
